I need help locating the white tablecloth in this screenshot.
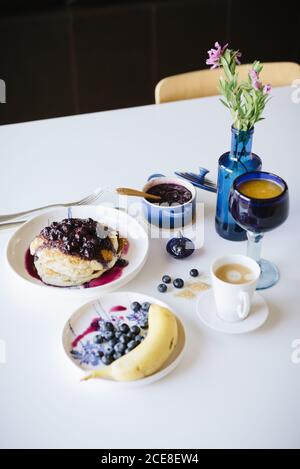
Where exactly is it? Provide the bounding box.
[0,86,299,449]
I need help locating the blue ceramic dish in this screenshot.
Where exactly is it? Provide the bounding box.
[142,174,196,229]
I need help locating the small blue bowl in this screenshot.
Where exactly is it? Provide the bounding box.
[142,174,196,229]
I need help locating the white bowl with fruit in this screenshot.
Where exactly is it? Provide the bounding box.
[63,291,186,386]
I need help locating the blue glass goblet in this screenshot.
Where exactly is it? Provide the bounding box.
[229,171,289,290]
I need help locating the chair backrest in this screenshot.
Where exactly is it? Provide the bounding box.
[155,62,300,104]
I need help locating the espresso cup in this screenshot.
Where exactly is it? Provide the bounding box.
[211,254,260,322]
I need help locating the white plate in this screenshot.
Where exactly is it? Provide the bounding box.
[6,206,149,298]
[62,291,186,386]
[197,290,269,334]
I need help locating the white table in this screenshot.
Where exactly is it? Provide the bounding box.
[0,87,299,449]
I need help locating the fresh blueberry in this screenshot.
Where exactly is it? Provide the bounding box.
[173,278,184,288]
[104,321,114,332]
[93,334,103,344]
[102,355,114,365]
[117,258,129,268]
[119,334,130,344]
[94,350,104,358]
[158,283,167,293]
[108,338,118,347]
[140,320,148,330]
[190,269,199,277]
[103,330,114,341]
[126,331,135,340]
[119,323,130,334]
[135,335,144,342]
[131,325,140,336]
[162,275,171,284]
[114,342,126,354]
[50,231,58,241]
[127,340,138,351]
[105,345,114,354]
[41,226,51,237]
[141,302,151,312]
[130,301,141,312]
[113,352,122,360]
[115,330,122,339]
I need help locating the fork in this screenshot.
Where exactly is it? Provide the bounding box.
[0,186,104,223]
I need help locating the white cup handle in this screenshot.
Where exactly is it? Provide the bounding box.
[237,292,250,320]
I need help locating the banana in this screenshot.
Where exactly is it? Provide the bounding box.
[82,303,178,382]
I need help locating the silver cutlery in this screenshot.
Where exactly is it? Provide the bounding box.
[0,186,104,223]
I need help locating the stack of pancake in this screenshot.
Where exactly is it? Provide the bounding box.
[30,218,126,287]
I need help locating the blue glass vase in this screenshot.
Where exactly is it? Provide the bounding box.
[215,126,262,241]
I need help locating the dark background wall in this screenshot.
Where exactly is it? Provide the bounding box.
[0,0,299,125]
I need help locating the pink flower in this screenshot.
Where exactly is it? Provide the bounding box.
[206,42,228,69]
[263,84,272,94]
[249,68,262,90]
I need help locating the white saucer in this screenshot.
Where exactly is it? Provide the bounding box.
[197,290,269,334]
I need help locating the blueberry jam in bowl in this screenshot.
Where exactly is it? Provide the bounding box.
[6,206,149,298]
[146,184,192,206]
[142,176,196,229]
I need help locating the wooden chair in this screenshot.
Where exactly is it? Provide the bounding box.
[155,62,300,104]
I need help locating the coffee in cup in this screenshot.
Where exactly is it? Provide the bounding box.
[211,255,260,322]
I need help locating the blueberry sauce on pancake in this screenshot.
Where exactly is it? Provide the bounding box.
[39,218,119,263]
[26,217,129,288]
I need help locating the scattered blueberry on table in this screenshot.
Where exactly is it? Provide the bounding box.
[189,269,199,277]
[162,275,171,284]
[158,283,167,293]
[173,278,184,289]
